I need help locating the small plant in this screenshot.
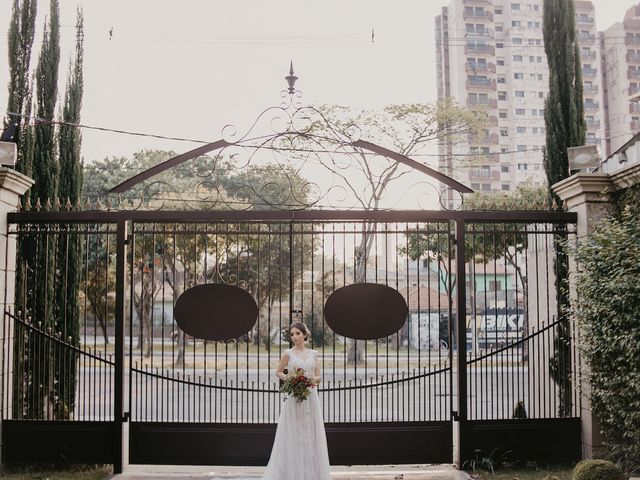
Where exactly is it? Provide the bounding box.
[462,446,513,473]
[572,459,626,480]
[513,400,528,419]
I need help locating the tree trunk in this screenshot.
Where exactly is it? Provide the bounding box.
[133,268,153,358]
[346,221,377,365]
[174,330,186,369]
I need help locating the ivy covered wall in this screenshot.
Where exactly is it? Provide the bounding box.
[573,182,640,473]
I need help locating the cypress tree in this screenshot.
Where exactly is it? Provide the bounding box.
[5,0,37,175]
[58,9,83,206]
[54,7,84,418]
[542,0,585,418]
[32,0,60,202]
[6,0,38,420]
[543,0,586,201]
[31,0,60,417]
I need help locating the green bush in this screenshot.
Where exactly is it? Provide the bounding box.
[512,400,528,419]
[571,460,625,480]
[573,206,640,472]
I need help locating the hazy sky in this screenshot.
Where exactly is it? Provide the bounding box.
[0,0,637,164]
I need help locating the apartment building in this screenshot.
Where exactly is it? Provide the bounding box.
[435,0,606,199]
[576,1,608,150]
[602,3,640,154]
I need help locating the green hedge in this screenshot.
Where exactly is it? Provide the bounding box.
[573,206,640,473]
[572,459,626,480]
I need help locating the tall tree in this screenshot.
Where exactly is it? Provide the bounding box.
[5,0,38,175]
[310,101,485,364]
[7,0,38,420]
[82,151,317,366]
[543,0,586,204]
[31,0,60,202]
[57,8,83,205]
[31,0,60,417]
[53,7,84,418]
[404,185,548,355]
[543,0,585,417]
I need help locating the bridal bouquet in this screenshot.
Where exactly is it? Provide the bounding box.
[280,367,316,402]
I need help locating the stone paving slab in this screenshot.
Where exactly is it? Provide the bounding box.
[112,464,469,480]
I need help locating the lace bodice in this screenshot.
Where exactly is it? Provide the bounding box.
[285,348,317,374]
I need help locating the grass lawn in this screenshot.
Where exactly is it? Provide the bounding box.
[470,464,575,480]
[0,465,112,480]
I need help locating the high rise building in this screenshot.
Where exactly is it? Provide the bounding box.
[576,1,607,150]
[435,0,606,200]
[602,3,640,154]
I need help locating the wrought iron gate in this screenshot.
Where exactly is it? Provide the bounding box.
[2,208,581,471]
[126,213,455,466]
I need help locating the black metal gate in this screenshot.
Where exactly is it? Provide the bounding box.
[2,208,581,471]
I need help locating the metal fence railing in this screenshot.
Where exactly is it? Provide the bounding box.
[2,211,579,425]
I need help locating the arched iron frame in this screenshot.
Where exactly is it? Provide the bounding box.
[107,71,473,211]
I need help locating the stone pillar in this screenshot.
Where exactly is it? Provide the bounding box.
[0,163,34,465]
[553,173,614,460]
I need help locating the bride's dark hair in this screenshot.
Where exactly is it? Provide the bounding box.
[289,322,310,340]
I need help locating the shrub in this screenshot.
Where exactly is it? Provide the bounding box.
[512,400,528,419]
[573,207,640,472]
[572,459,626,480]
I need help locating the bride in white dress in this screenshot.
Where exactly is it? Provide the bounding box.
[263,322,331,480]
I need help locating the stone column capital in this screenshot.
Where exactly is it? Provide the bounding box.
[552,173,614,211]
[0,167,34,209]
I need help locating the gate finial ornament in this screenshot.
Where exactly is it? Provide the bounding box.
[285,61,298,94]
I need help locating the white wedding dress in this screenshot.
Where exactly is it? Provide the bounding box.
[262,348,331,480]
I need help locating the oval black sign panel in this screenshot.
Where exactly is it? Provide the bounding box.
[174,284,258,341]
[324,283,408,340]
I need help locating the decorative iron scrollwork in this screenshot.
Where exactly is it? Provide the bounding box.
[106,64,472,211]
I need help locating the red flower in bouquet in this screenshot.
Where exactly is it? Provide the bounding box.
[280,367,316,402]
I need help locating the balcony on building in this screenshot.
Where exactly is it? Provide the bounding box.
[581,50,596,61]
[465,28,495,39]
[469,166,500,181]
[583,84,598,94]
[631,119,640,130]
[463,0,491,4]
[463,8,494,21]
[584,101,599,111]
[467,76,497,89]
[586,118,601,128]
[625,34,640,46]
[583,66,598,77]
[468,132,499,144]
[575,14,594,25]
[465,61,496,74]
[630,102,640,114]
[627,51,640,63]
[467,96,498,108]
[628,67,640,80]
[465,43,496,55]
[578,32,596,43]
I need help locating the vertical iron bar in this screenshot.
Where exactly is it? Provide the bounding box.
[113,219,128,474]
[455,219,468,461]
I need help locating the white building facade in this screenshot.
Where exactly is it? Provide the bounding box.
[435,0,606,198]
[602,3,640,155]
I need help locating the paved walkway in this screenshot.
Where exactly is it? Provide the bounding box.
[112,464,469,480]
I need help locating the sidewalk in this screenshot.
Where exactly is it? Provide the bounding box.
[112,464,469,480]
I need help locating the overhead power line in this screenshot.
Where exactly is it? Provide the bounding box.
[6,111,635,164]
